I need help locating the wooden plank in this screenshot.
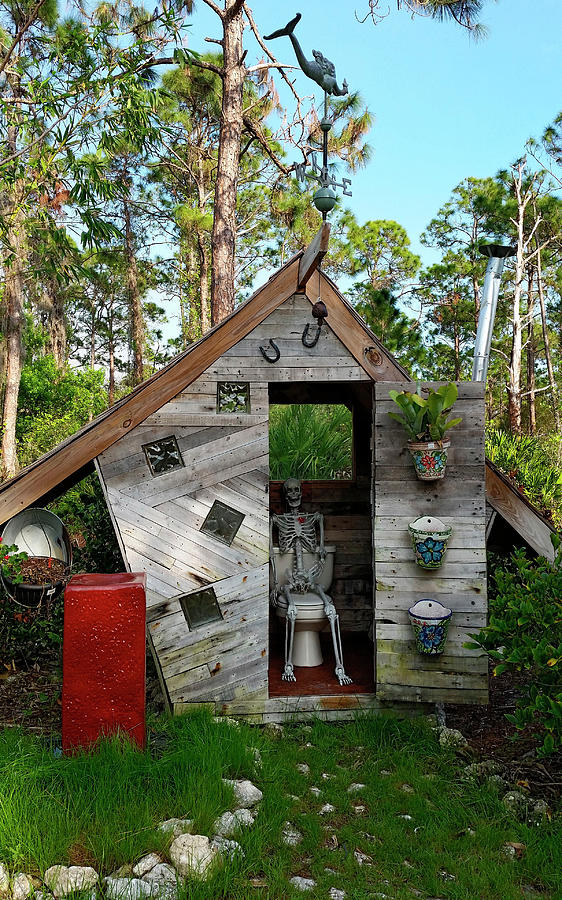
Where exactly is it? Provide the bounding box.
[485,461,555,561]
[376,683,488,704]
[377,650,488,674]
[298,221,331,289]
[307,273,410,382]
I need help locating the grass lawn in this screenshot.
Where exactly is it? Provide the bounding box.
[0,712,560,899]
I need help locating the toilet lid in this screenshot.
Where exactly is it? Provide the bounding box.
[276,593,325,609]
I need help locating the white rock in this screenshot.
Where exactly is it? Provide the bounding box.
[347,783,366,793]
[321,773,335,780]
[33,892,54,900]
[309,786,322,797]
[157,818,193,839]
[296,763,310,775]
[352,805,366,815]
[141,865,176,887]
[437,726,468,750]
[213,808,255,836]
[0,865,9,897]
[11,875,33,900]
[281,823,302,846]
[169,834,218,879]
[132,855,163,878]
[212,716,239,728]
[319,803,335,815]
[222,778,262,808]
[401,784,415,794]
[264,722,283,738]
[353,850,373,866]
[304,742,313,749]
[44,867,99,898]
[329,890,345,900]
[289,877,316,892]
[104,878,154,900]
[380,770,392,776]
[398,814,413,821]
[210,837,244,860]
[141,863,178,899]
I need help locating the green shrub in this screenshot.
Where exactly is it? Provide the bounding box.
[486,428,562,527]
[467,536,562,756]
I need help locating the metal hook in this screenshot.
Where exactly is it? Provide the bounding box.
[301,322,323,348]
[259,338,280,363]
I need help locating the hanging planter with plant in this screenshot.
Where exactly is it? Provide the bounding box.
[408,516,452,569]
[408,599,452,655]
[388,383,462,481]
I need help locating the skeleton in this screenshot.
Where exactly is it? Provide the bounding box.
[270,478,352,686]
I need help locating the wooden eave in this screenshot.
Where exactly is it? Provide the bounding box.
[485,459,556,562]
[0,230,406,526]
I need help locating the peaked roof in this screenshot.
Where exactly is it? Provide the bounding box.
[0,226,556,564]
[0,228,407,525]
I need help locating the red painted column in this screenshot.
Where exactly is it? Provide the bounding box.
[62,573,147,752]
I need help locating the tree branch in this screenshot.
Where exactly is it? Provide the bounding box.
[241,114,289,175]
[0,0,47,77]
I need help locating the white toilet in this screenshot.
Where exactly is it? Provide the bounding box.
[272,546,336,667]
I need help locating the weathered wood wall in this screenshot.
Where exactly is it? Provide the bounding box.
[374,382,488,705]
[97,293,373,711]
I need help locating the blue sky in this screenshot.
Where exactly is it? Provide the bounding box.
[189,0,562,267]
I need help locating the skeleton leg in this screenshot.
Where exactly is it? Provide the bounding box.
[315,586,352,686]
[282,586,298,682]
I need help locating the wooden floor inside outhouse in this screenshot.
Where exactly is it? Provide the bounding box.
[267,381,375,699]
[268,632,375,696]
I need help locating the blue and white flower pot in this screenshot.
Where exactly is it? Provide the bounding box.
[408,516,452,570]
[408,599,452,655]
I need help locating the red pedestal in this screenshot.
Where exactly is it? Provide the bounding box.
[62,573,147,753]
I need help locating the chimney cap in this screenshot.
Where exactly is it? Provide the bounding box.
[479,243,517,259]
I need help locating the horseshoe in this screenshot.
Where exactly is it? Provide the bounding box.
[301,322,322,348]
[259,338,280,363]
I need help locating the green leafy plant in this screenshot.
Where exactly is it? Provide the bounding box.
[0,539,28,586]
[388,383,462,442]
[466,534,562,757]
[269,404,353,481]
[486,428,562,527]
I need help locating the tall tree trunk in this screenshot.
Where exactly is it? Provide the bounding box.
[536,244,562,433]
[0,209,26,479]
[526,266,536,435]
[507,166,528,435]
[45,277,66,367]
[123,194,144,384]
[453,319,461,380]
[210,0,245,324]
[186,243,201,343]
[197,227,211,333]
[0,70,25,480]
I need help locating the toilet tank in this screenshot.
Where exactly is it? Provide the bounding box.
[272,546,335,591]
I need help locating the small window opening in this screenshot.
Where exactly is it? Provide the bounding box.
[269,404,353,481]
[200,500,245,545]
[142,435,184,476]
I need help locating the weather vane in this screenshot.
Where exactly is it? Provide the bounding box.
[264,12,352,220]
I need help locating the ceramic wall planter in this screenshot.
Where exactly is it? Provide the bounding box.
[407,440,450,481]
[408,516,452,569]
[408,599,452,655]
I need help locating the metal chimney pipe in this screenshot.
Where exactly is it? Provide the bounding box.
[472,243,516,383]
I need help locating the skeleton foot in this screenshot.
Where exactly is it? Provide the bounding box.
[336,666,352,686]
[282,663,296,682]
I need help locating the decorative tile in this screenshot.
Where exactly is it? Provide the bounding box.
[217,382,250,414]
[142,435,184,476]
[200,500,245,546]
[179,587,223,630]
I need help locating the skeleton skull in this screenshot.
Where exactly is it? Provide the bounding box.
[283,478,302,511]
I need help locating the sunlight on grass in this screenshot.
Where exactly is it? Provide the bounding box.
[0,712,559,898]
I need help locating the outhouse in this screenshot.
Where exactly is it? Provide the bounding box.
[0,226,555,721]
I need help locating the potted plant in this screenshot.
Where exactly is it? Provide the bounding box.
[408,599,452,655]
[388,383,462,481]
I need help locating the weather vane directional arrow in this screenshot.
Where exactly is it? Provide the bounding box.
[264,12,352,220]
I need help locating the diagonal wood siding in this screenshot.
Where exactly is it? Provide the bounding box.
[97,292,371,710]
[374,382,488,705]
